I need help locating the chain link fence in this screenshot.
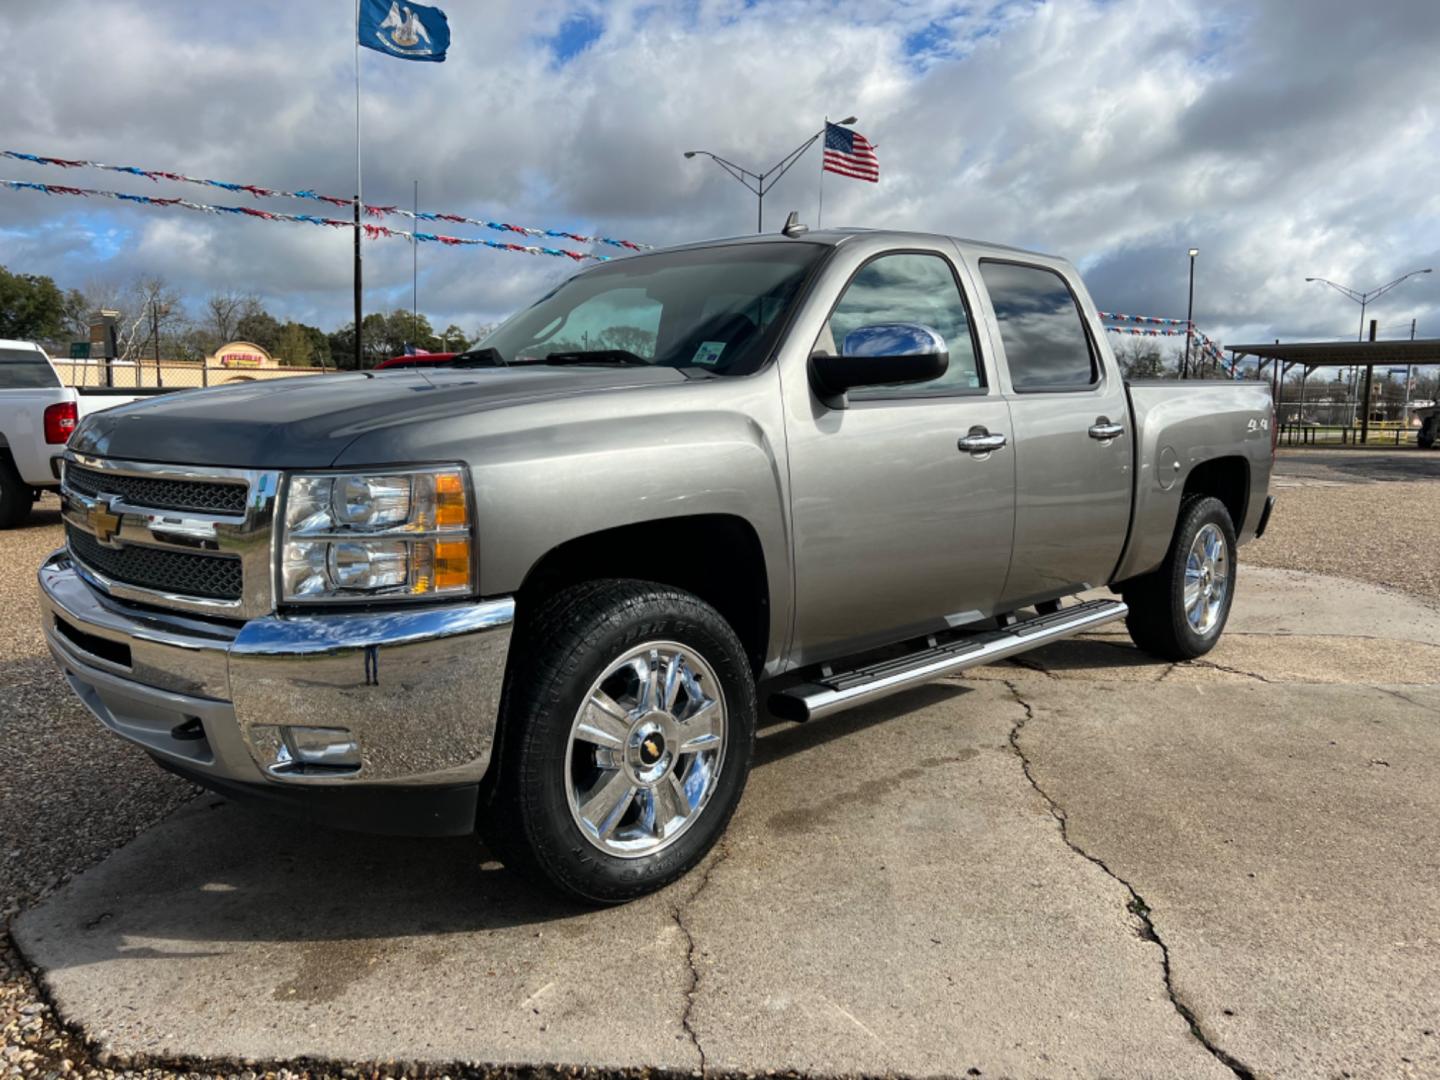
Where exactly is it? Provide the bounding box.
[55,358,333,390]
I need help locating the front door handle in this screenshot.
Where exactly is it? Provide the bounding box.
[1088,418,1125,441]
[958,428,1007,454]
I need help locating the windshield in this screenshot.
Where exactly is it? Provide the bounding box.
[0,347,60,389]
[478,242,826,376]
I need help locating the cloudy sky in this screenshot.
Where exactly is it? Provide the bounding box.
[2,0,1438,350]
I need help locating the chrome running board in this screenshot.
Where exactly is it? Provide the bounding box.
[769,598,1128,723]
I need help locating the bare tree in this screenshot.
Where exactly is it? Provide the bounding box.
[61,276,184,362]
[1113,337,1168,379]
[204,291,252,346]
[116,278,184,362]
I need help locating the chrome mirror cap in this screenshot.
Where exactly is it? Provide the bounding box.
[841,322,947,359]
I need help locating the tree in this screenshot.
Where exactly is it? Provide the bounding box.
[60,287,94,342]
[118,277,185,363]
[1113,337,1168,379]
[328,310,446,368]
[0,266,66,342]
[204,291,250,346]
[272,320,329,367]
[235,306,283,354]
[439,323,469,351]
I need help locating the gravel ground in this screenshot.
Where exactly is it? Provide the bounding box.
[1254,450,1440,604]
[1,498,196,1078]
[2,451,1438,1080]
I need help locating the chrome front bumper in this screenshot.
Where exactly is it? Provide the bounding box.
[39,550,514,819]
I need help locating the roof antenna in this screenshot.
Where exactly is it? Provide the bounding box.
[781,211,809,238]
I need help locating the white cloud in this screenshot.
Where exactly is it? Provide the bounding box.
[0,0,1437,348]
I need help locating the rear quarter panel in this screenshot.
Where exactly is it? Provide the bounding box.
[1114,380,1274,582]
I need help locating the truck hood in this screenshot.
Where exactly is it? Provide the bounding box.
[71,365,688,468]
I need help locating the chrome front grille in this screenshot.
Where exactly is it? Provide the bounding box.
[65,525,244,600]
[65,462,249,516]
[60,453,281,619]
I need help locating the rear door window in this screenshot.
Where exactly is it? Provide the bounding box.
[979,261,1098,392]
[0,347,60,389]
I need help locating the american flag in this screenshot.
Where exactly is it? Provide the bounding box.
[823,123,879,183]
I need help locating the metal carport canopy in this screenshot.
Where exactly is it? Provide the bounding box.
[1227,339,1440,443]
[1227,339,1440,365]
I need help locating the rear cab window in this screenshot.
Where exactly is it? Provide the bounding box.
[978,261,1098,392]
[0,347,61,389]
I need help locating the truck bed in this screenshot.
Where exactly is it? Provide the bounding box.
[1115,378,1275,583]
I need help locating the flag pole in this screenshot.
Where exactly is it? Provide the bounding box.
[353,0,364,370]
[817,116,826,229]
[412,179,419,347]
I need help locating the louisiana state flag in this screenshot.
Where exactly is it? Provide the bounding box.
[359,0,450,62]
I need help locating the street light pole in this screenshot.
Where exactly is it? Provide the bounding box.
[1183,247,1198,379]
[685,117,857,234]
[1305,269,1433,340]
[1306,268,1432,429]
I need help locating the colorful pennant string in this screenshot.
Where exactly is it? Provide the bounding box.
[2,149,650,251]
[1097,311,1193,327]
[2,180,606,262]
[1103,325,1233,374]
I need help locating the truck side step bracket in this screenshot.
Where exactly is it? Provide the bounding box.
[769,598,1128,723]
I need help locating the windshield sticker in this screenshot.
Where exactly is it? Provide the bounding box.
[692,341,727,367]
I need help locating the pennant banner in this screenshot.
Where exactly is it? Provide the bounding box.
[2,180,606,262]
[1,149,649,251]
[1097,311,1192,327]
[1103,325,1234,375]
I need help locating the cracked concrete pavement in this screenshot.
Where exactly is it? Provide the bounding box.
[11,561,1440,1078]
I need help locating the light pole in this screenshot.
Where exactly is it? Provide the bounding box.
[1183,247,1198,379]
[685,117,857,233]
[1305,269,1433,341]
[1306,268,1432,427]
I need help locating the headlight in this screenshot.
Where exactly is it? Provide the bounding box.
[280,466,473,602]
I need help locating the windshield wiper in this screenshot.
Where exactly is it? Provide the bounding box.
[449,347,507,367]
[513,349,651,367]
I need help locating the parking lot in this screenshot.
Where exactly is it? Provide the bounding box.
[3,447,1439,1080]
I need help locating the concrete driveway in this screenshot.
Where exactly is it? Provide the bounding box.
[14,567,1440,1079]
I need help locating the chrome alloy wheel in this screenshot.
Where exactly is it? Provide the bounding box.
[1184,522,1230,634]
[564,641,727,858]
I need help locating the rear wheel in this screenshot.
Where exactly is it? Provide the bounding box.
[484,579,755,904]
[0,452,34,529]
[1122,495,1237,661]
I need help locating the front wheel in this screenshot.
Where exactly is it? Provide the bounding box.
[1122,495,1237,661]
[484,579,755,904]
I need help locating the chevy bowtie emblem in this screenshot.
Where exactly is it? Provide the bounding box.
[88,499,122,544]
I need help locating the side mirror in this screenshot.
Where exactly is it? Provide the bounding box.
[809,323,948,408]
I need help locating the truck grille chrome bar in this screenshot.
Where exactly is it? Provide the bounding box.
[59,452,281,619]
[64,462,249,516]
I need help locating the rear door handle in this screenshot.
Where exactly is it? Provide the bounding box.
[958,428,1007,454]
[1088,420,1125,441]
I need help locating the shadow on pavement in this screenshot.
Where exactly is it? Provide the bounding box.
[21,680,974,963]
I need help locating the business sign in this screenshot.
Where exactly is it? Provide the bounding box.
[212,342,272,369]
[69,342,91,359]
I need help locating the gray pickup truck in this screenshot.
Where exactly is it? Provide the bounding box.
[39,228,1276,903]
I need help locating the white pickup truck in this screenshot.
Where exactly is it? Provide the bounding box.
[0,339,140,527]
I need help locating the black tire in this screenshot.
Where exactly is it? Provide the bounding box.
[483,579,756,904]
[1122,495,1237,661]
[0,452,34,529]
